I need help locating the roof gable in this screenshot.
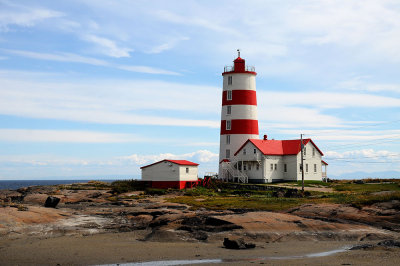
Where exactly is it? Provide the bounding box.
[140,159,199,169]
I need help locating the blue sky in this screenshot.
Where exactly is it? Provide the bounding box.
[0,0,399,180]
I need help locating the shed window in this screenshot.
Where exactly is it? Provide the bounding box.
[227,90,232,100]
[186,167,189,173]
[284,164,287,172]
[226,120,231,130]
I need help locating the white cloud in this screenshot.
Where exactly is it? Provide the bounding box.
[0,72,219,127]
[145,36,190,54]
[0,129,147,143]
[120,149,218,166]
[0,2,63,31]
[338,76,400,93]
[3,49,179,75]
[4,49,108,66]
[82,34,132,58]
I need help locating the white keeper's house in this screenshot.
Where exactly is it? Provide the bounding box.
[220,135,328,183]
[218,51,328,183]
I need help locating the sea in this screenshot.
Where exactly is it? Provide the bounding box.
[0,180,116,190]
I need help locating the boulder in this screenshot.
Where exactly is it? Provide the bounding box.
[223,238,255,249]
[44,196,60,208]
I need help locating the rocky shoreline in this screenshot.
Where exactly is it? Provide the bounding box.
[1,182,400,265]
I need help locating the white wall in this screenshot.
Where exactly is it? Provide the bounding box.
[295,142,323,181]
[222,73,256,91]
[142,161,198,182]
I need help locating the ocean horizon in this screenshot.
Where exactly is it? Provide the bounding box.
[0,179,135,190]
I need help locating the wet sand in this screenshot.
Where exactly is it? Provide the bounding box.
[1,233,400,265]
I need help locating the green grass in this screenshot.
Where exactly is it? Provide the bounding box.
[333,183,400,192]
[169,195,310,211]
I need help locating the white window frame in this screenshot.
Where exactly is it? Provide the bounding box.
[227,105,231,115]
[228,76,232,85]
[227,90,232,100]
[226,120,231,130]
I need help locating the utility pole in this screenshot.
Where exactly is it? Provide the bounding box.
[300,134,305,193]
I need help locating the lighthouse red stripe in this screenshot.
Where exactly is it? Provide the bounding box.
[222,90,257,106]
[220,120,259,135]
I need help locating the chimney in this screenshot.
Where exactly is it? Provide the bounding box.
[263,134,268,140]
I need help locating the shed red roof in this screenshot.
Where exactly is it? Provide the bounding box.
[140,159,199,169]
[234,138,324,156]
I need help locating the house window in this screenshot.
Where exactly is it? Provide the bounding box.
[186,167,189,173]
[314,164,317,173]
[274,164,277,171]
[226,149,230,158]
[226,135,230,144]
[253,149,256,154]
[284,164,287,172]
[226,120,231,130]
[248,164,251,170]
[227,90,232,100]
[227,106,231,115]
[303,147,306,156]
[312,148,315,157]
[256,164,259,170]
[299,163,302,172]
[228,76,232,85]
[270,164,273,171]
[243,149,246,155]
[306,164,309,173]
[243,164,247,170]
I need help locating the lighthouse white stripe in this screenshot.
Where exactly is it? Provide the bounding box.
[221,105,258,120]
[219,134,259,162]
[223,74,256,91]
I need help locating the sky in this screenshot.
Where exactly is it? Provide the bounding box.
[0,0,399,180]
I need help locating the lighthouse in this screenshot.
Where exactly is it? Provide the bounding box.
[219,50,259,179]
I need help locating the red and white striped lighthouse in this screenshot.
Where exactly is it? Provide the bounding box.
[219,51,259,176]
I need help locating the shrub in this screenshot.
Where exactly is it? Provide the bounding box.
[111,180,149,194]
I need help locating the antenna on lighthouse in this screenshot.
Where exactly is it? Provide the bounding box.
[237,49,240,57]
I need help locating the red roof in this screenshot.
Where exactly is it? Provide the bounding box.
[322,160,328,165]
[140,159,199,169]
[234,138,324,156]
